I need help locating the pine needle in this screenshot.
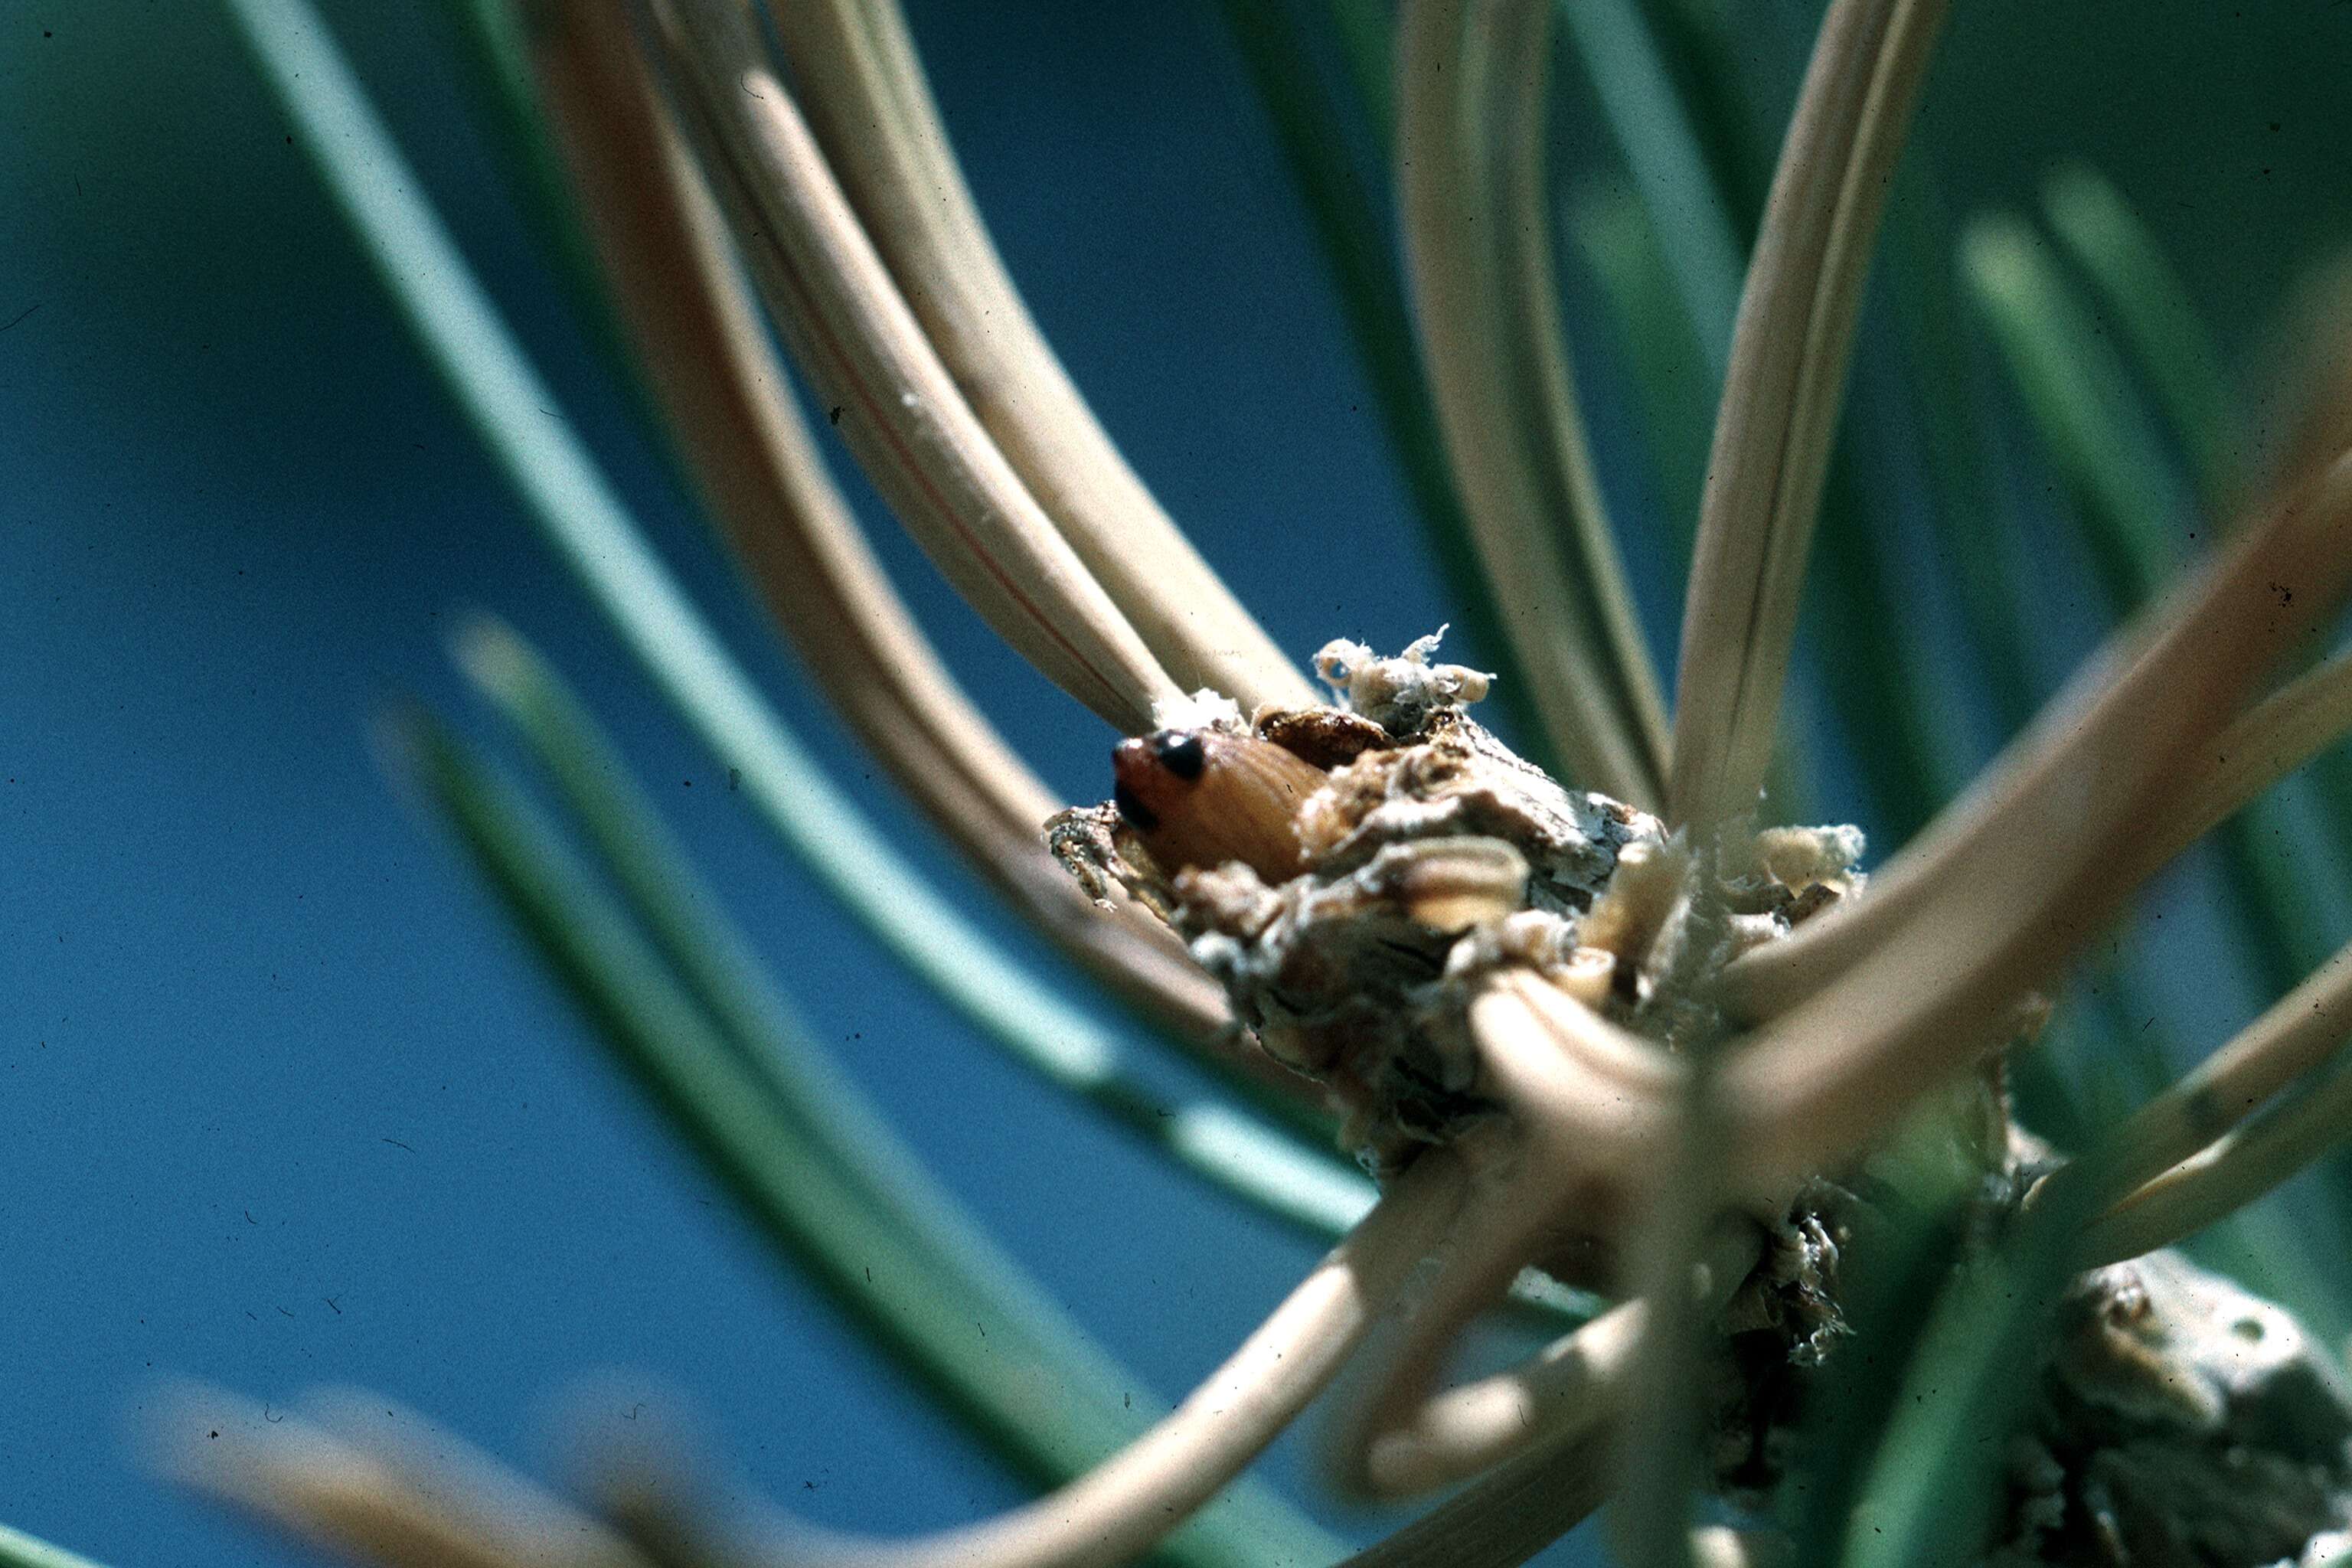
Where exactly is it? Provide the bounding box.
[1394,0,1671,808]
[772,0,1311,713]
[650,0,1185,731]
[514,0,1253,1060]
[1668,0,1949,831]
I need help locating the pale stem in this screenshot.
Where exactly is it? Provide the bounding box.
[524,0,1253,1056]
[2040,935,2352,1217]
[1723,443,2352,1031]
[1328,973,1694,1525]
[1365,1295,1642,1498]
[652,0,1184,733]
[1361,1223,1758,1500]
[0,1526,110,1568]
[1717,447,2352,1197]
[1690,1527,1792,1568]
[2076,1057,2352,1269]
[1394,0,1671,809]
[617,1153,1471,1568]
[1471,969,1686,1149]
[1328,1125,1586,1498]
[770,0,1313,713]
[166,1159,1463,1568]
[1668,0,1949,831]
[2133,647,2352,887]
[1339,1427,1613,1568]
[532,0,1056,842]
[155,1385,643,1568]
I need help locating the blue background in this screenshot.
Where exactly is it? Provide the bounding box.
[6,3,2351,1564]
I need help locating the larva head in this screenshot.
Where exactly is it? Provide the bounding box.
[1112,728,1328,883]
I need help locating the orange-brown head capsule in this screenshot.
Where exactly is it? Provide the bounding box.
[1112,728,1327,882]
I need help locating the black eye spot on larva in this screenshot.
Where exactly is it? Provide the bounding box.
[1113,780,1160,831]
[1152,730,1208,781]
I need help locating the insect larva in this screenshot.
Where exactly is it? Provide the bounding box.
[1111,728,1328,882]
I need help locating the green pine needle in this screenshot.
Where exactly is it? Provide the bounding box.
[394,710,1339,1566]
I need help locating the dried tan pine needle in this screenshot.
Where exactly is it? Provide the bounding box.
[1395,0,1670,809]
[1689,1527,1791,1568]
[769,0,1312,714]
[1717,449,2352,1197]
[1726,452,2352,1028]
[610,1152,1469,1568]
[1358,1223,1757,1500]
[649,0,1184,733]
[1338,1427,1613,1568]
[1468,969,1683,1158]
[520,1,1255,1063]
[155,1384,645,1568]
[2043,937,2352,1220]
[165,1155,1465,1568]
[2076,1057,2352,1269]
[1361,1295,1642,1498]
[2136,647,2352,883]
[1668,0,1949,831]
[1326,1125,1591,1500]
